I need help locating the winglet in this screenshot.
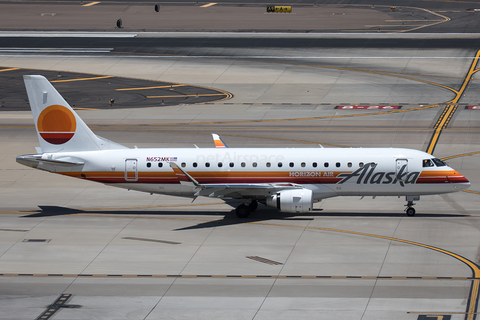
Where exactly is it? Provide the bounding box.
[212,133,228,148]
[169,162,203,188]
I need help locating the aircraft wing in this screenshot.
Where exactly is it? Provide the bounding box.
[194,183,302,198]
[169,162,302,199]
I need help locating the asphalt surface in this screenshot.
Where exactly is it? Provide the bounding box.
[0,68,231,111]
[2,34,480,112]
[4,35,480,51]
[0,1,479,33]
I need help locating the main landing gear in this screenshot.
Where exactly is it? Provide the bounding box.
[404,195,419,216]
[235,200,258,218]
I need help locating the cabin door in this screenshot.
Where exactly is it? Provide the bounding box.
[396,159,408,186]
[396,159,408,174]
[125,159,138,182]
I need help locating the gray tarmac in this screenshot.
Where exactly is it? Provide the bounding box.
[0,3,448,33]
[1,32,480,320]
[1,0,480,33]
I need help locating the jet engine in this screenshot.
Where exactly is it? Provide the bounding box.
[266,189,313,213]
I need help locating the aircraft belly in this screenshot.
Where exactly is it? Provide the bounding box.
[310,184,339,200]
[339,183,462,196]
[108,183,196,197]
[105,181,464,199]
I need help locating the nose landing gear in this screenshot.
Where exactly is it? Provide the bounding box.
[405,206,416,216]
[404,195,419,216]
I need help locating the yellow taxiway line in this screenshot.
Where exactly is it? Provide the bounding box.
[116,84,186,91]
[82,1,100,6]
[147,93,228,98]
[0,68,20,72]
[200,2,217,8]
[51,75,113,83]
[426,49,480,155]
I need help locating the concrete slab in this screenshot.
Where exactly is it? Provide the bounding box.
[1,33,480,320]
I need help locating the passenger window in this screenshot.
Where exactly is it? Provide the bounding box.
[289,162,294,168]
[147,162,151,168]
[252,162,257,167]
[371,163,375,168]
[158,162,163,168]
[313,162,317,168]
[324,162,329,168]
[266,162,271,167]
[278,162,283,167]
[181,162,186,168]
[205,162,210,167]
[193,162,198,168]
[347,162,352,168]
[301,162,306,167]
[336,162,340,168]
[218,162,223,167]
[241,162,246,167]
[229,162,234,168]
[359,162,364,167]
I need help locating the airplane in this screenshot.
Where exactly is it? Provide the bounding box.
[16,75,470,218]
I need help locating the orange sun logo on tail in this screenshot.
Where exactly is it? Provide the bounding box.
[37,105,77,145]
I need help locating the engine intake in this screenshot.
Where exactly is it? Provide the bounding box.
[266,189,313,213]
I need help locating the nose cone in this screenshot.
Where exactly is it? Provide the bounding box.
[450,170,470,189]
[460,177,471,190]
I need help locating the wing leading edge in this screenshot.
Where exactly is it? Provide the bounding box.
[169,162,303,198]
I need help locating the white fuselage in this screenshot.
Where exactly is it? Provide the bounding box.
[34,147,470,200]
[19,75,470,216]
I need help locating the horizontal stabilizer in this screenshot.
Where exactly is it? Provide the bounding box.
[16,154,85,169]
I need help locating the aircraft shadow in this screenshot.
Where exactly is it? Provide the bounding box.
[174,211,466,230]
[20,205,468,230]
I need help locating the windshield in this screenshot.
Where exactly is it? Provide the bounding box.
[432,158,447,167]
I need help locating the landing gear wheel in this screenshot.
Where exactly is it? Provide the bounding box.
[406,207,416,216]
[248,200,258,212]
[236,204,251,218]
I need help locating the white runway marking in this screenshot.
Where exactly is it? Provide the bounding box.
[0,48,113,53]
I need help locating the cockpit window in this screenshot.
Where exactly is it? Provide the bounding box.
[422,159,434,167]
[432,158,447,167]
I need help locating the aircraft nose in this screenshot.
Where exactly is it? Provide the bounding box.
[450,170,470,189]
[462,177,471,190]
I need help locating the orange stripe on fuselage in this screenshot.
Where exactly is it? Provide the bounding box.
[58,170,349,184]
[419,170,455,177]
[58,169,469,185]
[417,170,469,184]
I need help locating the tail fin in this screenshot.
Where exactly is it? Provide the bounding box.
[24,75,126,153]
